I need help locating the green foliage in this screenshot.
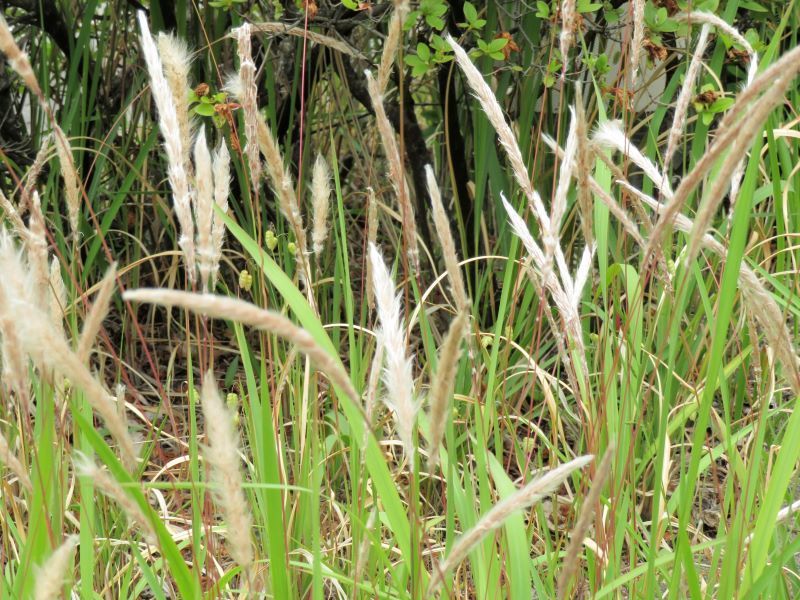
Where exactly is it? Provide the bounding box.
[208,0,246,9]
[406,0,448,31]
[458,1,486,31]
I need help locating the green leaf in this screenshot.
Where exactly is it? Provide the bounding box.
[417,42,431,61]
[411,64,429,77]
[709,97,734,113]
[463,1,478,22]
[404,10,421,29]
[426,15,446,29]
[430,34,450,52]
[193,103,216,117]
[487,37,509,53]
[406,55,430,77]
[740,0,767,10]
[342,0,358,8]
[577,0,603,12]
[536,1,550,18]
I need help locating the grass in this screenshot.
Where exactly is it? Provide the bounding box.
[1,1,800,598]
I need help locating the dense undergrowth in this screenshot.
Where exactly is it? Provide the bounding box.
[1,0,800,598]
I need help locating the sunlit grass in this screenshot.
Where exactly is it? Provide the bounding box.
[1,2,800,599]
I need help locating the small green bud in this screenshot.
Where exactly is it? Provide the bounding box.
[265,230,278,251]
[226,392,240,425]
[239,269,253,292]
[287,241,297,255]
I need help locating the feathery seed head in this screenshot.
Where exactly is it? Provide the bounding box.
[427,310,468,468]
[426,165,469,312]
[368,243,418,469]
[53,127,81,239]
[200,373,255,580]
[74,454,155,542]
[311,153,331,255]
[194,129,215,291]
[210,141,230,289]
[0,14,43,100]
[365,70,419,271]
[428,454,594,594]
[34,535,79,600]
[137,11,196,282]
[157,32,194,175]
[592,120,673,200]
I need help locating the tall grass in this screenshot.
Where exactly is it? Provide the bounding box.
[1,2,800,598]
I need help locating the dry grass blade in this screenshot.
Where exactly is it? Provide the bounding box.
[200,373,256,589]
[427,310,468,468]
[369,243,419,469]
[427,454,594,595]
[34,535,79,600]
[122,289,361,406]
[556,444,615,599]
[426,165,469,312]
